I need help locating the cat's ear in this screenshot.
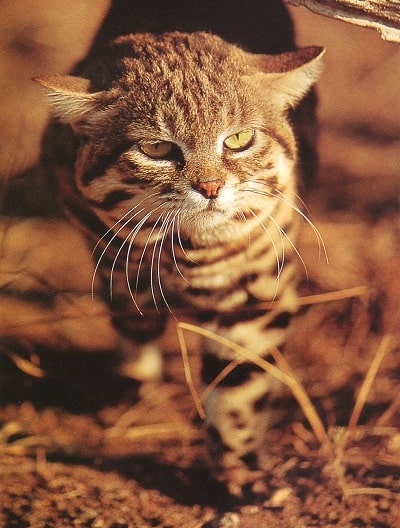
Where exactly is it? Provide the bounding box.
[247,47,325,108]
[33,75,101,126]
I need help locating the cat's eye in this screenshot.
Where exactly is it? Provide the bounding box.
[139,140,174,159]
[223,129,254,152]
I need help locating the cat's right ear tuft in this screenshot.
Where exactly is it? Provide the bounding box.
[246,46,325,109]
[33,75,100,125]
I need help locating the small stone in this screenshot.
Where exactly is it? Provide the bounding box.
[378,498,391,512]
[240,505,260,515]
[387,433,400,453]
[218,512,240,527]
[267,487,293,508]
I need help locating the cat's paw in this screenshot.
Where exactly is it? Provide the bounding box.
[118,339,163,381]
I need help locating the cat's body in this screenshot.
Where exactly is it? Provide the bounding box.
[36,32,323,494]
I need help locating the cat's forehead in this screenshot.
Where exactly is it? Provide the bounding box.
[113,32,244,89]
[103,33,257,142]
[113,32,239,68]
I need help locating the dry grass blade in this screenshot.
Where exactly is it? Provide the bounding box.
[176,321,329,445]
[344,487,395,499]
[348,334,392,431]
[291,286,370,308]
[269,346,328,446]
[105,422,191,441]
[183,517,215,528]
[2,349,45,378]
[376,391,400,427]
[177,323,206,420]
[200,358,241,403]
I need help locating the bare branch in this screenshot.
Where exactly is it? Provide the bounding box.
[286,0,400,43]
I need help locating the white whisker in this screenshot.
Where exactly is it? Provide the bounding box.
[244,183,309,280]
[91,193,161,299]
[247,180,328,264]
[109,229,131,301]
[274,188,328,264]
[91,207,145,299]
[176,216,197,264]
[124,210,155,314]
[293,190,309,212]
[134,205,165,298]
[237,207,252,248]
[246,205,284,279]
[251,208,284,301]
[266,208,309,281]
[171,214,190,283]
[156,211,176,316]
[134,212,163,312]
[91,192,161,258]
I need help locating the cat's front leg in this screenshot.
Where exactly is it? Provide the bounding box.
[110,309,168,382]
[200,316,289,496]
[118,337,164,381]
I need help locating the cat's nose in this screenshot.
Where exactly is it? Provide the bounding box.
[195,179,223,199]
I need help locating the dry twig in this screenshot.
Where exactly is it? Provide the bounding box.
[348,334,392,431]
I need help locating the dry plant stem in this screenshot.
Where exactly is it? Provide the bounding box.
[3,350,45,378]
[376,391,400,427]
[177,324,207,420]
[348,334,392,431]
[176,321,329,446]
[106,423,190,441]
[270,346,330,447]
[287,286,370,309]
[200,358,242,403]
[2,435,52,456]
[184,517,216,528]
[344,487,394,499]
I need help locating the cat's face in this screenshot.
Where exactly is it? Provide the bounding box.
[36,33,323,245]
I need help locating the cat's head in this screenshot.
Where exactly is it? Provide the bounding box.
[35,32,324,244]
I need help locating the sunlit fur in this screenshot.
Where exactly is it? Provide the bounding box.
[38,32,324,492]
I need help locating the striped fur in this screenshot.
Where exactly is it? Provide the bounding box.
[37,32,323,495]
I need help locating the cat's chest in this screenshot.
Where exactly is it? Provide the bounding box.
[124,232,249,289]
[110,217,290,313]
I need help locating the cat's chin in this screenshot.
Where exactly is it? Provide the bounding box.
[183,206,231,226]
[179,210,241,247]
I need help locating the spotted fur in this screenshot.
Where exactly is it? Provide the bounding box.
[36,32,323,494]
